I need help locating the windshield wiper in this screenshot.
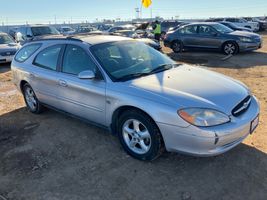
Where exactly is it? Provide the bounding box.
[148,64,174,74]
[116,72,150,82]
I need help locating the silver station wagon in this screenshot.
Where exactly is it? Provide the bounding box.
[11,35,260,160]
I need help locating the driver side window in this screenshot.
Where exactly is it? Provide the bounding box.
[62,45,97,75]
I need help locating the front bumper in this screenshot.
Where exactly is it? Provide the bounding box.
[157,96,260,156]
[238,41,262,52]
[0,55,14,63]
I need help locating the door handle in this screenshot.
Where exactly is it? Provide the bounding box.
[59,79,68,87]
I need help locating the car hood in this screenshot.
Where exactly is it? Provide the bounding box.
[228,31,260,38]
[121,65,249,115]
[0,43,20,51]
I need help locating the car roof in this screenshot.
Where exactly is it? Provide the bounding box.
[30,35,133,45]
[80,35,132,45]
[188,22,220,26]
[23,24,54,27]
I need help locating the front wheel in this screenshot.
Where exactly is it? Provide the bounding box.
[222,42,238,55]
[117,110,164,161]
[23,83,43,114]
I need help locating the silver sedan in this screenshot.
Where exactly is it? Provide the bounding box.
[11,35,260,160]
[0,32,20,63]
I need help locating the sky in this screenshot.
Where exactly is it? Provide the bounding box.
[0,0,267,25]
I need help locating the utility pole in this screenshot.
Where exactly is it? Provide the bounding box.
[54,15,57,24]
[135,7,140,19]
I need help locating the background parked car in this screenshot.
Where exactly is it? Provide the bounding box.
[0,32,20,63]
[8,27,19,39]
[15,25,60,44]
[160,20,184,35]
[111,30,161,50]
[107,25,135,33]
[75,25,97,34]
[59,26,76,35]
[219,22,252,32]
[164,22,262,54]
[243,17,267,31]
[207,18,260,32]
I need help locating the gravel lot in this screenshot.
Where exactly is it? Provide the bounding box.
[0,33,267,200]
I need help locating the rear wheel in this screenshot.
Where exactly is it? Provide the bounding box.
[222,42,238,55]
[22,83,43,114]
[172,41,183,53]
[117,110,164,161]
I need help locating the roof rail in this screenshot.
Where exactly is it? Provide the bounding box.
[28,35,83,43]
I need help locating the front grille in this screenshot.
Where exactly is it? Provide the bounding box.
[0,51,16,56]
[232,95,252,117]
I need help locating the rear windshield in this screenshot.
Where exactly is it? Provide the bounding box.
[31,26,60,36]
[15,43,42,62]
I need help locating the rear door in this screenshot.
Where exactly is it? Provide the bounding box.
[178,25,199,47]
[56,44,106,125]
[31,44,64,109]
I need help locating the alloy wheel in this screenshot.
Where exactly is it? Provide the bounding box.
[24,86,37,111]
[122,119,152,154]
[224,43,236,55]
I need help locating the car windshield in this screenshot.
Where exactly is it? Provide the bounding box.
[0,34,14,44]
[212,23,233,33]
[31,26,60,36]
[91,41,177,81]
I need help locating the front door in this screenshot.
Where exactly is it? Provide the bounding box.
[57,44,106,125]
[195,25,222,49]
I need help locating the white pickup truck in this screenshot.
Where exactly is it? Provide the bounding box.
[223,18,259,32]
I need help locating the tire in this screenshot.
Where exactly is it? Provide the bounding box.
[117,109,165,161]
[22,83,43,114]
[222,42,238,55]
[171,40,183,53]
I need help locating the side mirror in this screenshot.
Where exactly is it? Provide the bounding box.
[78,70,95,79]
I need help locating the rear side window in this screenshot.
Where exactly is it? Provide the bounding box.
[33,45,62,71]
[179,25,197,34]
[15,43,41,62]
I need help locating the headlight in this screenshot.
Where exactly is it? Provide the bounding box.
[178,108,230,127]
[239,37,253,43]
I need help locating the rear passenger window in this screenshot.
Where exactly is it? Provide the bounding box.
[179,25,197,34]
[15,43,41,62]
[33,45,62,71]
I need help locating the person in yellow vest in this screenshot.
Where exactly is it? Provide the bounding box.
[153,20,161,42]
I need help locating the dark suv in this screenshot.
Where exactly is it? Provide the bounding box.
[15,25,60,44]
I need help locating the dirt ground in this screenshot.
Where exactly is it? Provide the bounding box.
[0,33,267,200]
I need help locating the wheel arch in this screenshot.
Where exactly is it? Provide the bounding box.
[111,105,159,135]
[20,80,29,92]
